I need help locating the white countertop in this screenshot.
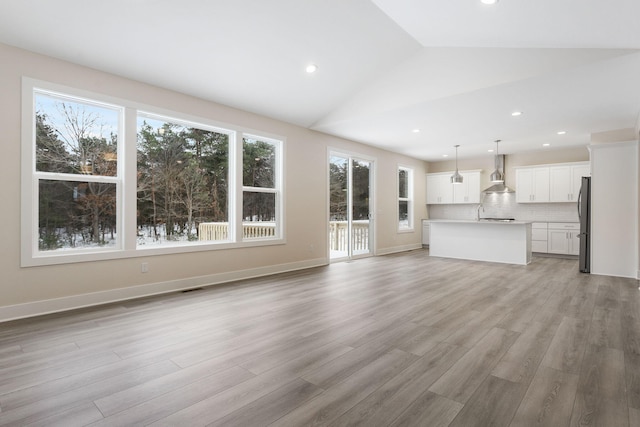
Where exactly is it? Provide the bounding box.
[428,219,532,225]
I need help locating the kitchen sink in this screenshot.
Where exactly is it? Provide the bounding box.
[478,218,516,222]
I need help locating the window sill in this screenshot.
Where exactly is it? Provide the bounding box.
[22,238,286,267]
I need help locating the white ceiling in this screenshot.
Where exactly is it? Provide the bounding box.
[1,0,639,160]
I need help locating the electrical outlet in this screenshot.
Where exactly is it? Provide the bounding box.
[141,262,149,273]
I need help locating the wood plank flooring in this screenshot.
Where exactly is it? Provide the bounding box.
[1,249,639,426]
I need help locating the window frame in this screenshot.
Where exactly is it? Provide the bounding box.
[241,134,283,241]
[135,111,236,247]
[397,165,414,232]
[21,78,285,267]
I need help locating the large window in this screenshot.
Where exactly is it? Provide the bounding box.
[136,113,231,246]
[33,91,123,252]
[22,80,284,266]
[398,166,413,231]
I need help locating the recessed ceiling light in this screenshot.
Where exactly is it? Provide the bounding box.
[543,143,551,147]
[412,129,420,133]
[488,149,494,152]
[557,130,567,135]
[481,0,498,4]
[511,111,523,117]
[305,64,318,73]
[443,154,449,158]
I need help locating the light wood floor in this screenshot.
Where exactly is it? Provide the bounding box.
[1,249,639,426]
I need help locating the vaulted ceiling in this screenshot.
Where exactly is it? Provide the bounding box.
[1,0,639,160]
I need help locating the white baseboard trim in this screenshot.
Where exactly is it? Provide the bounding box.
[590,270,639,280]
[0,258,328,323]
[376,243,423,256]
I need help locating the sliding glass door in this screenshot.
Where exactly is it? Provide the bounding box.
[329,153,374,260]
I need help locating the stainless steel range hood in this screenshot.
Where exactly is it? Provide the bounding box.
[483,154,514,193]
[483,182,514,193]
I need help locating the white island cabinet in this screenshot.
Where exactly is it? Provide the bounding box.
[429,220,532,265]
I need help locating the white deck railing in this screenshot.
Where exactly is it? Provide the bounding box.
[329,220,370,252]
[199,220,369,252]
[198,222,276,241]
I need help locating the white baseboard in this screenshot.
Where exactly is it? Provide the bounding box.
[0,258,328,323]
[590,270,639,280]
[376,243,423,256]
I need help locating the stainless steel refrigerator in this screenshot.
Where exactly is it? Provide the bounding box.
[578,176,591,273]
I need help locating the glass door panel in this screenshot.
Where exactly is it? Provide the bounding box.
[351,158,372,257]
[329,155,348,260]
[329,154,373,260]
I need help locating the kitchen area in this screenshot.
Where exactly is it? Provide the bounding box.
[422,146,594,269]
[421,138,639,280]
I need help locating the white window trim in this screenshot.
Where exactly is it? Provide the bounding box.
[21,77,285,267]
[397,165,414,232]
[241,133,284,241]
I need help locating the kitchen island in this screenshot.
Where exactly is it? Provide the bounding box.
[429,219,532,265]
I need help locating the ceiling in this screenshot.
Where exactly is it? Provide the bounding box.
[1,0,639,160]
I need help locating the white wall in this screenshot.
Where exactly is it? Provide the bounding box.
[0,43,427,321]
[590,140,639,278]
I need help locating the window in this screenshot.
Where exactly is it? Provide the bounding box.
[398,166,413,231]
[136,113,231,246]
[242,136,281,240]
[33,90,123,252]
[22,79,284,266]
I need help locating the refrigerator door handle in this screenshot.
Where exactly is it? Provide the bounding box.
[577,186,582,220]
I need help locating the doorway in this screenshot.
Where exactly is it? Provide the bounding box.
[329,153,374,261]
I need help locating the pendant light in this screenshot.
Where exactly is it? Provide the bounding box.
[451,145,463,184]
[490,140,504,183]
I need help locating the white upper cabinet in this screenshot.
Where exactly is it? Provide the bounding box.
[426,170,480,204]
[549,163,590,202]
[454,171,481,204]
[516,162,588,203]
[516,167,550,203]
[426,173,454,204]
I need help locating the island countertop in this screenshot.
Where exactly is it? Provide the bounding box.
[427,219,533,225]
[429,220,532,265]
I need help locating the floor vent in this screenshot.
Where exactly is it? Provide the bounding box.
[181,287,204,293]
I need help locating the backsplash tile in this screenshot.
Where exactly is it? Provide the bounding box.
[428,193,579,223]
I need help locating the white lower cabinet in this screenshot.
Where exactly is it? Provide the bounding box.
[531,222,548,253]
[422,221,430,246]
[547,223,580,255]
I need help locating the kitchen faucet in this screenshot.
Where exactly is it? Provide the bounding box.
[476,203,484,221]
